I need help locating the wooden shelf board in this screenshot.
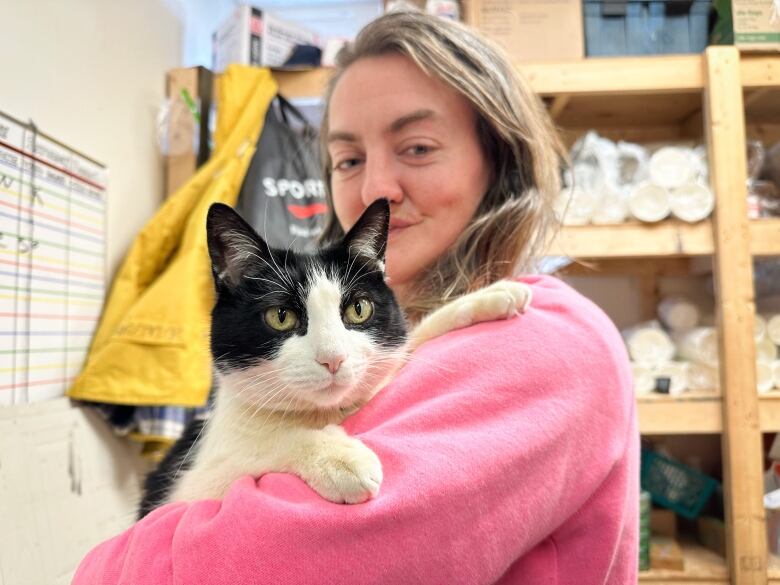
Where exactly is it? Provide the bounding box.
[520,55,705,96]
[272,57,708,130]
[551,93,702,130]
[547,220,779,259]
[639,541,728,583]
[760,393,780,432]
[638,394,722,435]
[750,218,780,256]
[272,55,707,99]
[548,221,714,258]
[741,56,780,90]
[271,56,780,128]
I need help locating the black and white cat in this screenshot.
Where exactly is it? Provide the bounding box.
[138,200,531,517]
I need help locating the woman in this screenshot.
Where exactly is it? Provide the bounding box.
[74,11,637,584]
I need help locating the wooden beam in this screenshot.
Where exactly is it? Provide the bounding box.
[741,56,780,89]
[548,221,715,257]
[638,397,723,434]
[705,46,766,585]
[519,54,705,96]
[273,68,332,99]
[559,257,692,277]
[750,219,780,256]
[548,95,571,121]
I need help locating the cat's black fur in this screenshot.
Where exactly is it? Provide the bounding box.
[138,199,406,518]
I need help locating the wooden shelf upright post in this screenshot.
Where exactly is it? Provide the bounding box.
[705,45,766,585]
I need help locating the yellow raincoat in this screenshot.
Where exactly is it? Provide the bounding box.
[68,66,278,407]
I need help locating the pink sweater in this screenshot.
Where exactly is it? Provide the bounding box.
[73,275,638,585]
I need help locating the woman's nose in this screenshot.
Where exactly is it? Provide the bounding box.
[360,156,403,207]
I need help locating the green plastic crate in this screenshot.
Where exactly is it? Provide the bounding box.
[641,449,720,520]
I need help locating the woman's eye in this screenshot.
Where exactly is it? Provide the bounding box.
[264,307,298,332]
[334,158,362,171]
[406,144,432,156]
[344,297,374,325]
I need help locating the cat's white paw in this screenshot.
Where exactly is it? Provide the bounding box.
[307,425,383,504]
[453,280,532,327]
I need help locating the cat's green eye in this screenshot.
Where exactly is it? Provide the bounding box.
[344,298,374,325]
[264,307,298,332]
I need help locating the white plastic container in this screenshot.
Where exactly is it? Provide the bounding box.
[654,361,690,396]
[657,296,701,333]
[623,321,676,366]
[649,146,697,189]
[628,182,671,223]
[675,327,719,366]
[758,336,779,363]
[756,314,768,343]
[758,361,775,394]
[773,360,780,389]
[669,182,715,223]
[687,363,720,392]
[591,193,629,225]
[631,363,656,395]
[766,313,780,346]
[555,186,598,226]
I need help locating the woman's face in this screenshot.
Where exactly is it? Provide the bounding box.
[327,53,491,301]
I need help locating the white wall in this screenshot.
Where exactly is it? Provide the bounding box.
[0,0,183,276]
[0,0,182,581]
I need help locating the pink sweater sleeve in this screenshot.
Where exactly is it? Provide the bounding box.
[73,275,638,585]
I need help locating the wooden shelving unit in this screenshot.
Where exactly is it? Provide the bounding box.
[638,394,723,435]
[640,541,729,584]
[273,49,780,585]
[766,554,780,584]
[549,219,780,258]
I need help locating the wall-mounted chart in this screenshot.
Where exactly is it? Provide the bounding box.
[0,111,106,405]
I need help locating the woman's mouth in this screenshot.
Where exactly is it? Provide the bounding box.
[388,219,415,240]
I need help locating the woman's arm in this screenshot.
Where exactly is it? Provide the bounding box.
[73,277,636,585]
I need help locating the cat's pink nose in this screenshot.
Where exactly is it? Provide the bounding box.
[317,354,345,374]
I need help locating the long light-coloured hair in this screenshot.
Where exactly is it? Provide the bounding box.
[319,11,566,322]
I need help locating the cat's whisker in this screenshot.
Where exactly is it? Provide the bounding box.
[233,377,288,404]
[283,237,299,281]
[170,417,209,485]
[259,255,296,290]
[346,264,384,291]
[254,384,296,431]
[344,257,376,292]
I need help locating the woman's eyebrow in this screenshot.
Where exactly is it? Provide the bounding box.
[327,130,357,144]
[327,109,437,144]
[387,109,436,134]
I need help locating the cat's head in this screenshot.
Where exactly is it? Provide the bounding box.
[206,200,407,414]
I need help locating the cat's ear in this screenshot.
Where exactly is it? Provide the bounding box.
[342,199,390,263]
[206,203,270,290]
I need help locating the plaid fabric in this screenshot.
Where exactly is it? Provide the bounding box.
[82,386,213,452]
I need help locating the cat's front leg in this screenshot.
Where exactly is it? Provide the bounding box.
[410,280,532,348]
[290,424,382,504]
[170,464,243,504]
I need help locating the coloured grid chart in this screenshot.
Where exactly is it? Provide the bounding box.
[0,111,106,405]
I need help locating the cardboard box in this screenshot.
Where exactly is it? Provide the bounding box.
[712,0,780,51]
[697,516,727,557]
[164,67,213,197]
[650,536,685,571]
[650,508,678,538]
[212,5,320,72]
[463,0,584,62]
